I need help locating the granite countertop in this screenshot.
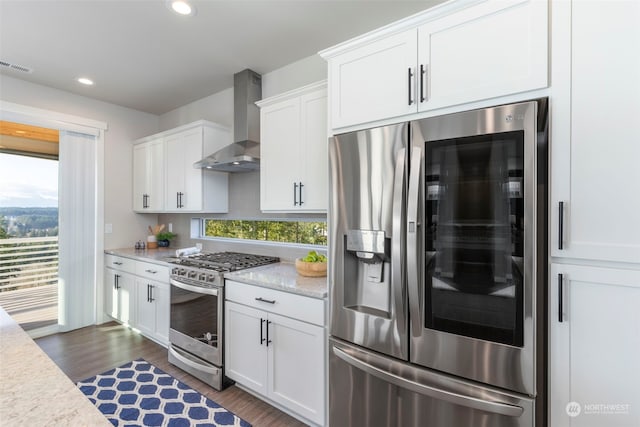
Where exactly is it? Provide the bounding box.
[105,247,176,264]
[225,262,328,299]
[0,308,111,426]
[105,248,328,299]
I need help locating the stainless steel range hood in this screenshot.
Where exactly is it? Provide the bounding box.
[194,69,262,172]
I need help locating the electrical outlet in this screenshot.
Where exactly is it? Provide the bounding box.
[168,223,173,232]
[105,223,113,234]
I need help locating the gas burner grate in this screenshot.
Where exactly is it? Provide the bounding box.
[182,252,279,271]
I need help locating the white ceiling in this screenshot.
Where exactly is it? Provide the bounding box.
[0,0,442,115]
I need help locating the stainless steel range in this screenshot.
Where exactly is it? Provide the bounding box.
[167,252,279,390]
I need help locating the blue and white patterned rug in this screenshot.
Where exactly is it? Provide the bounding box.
[77,359,251,427]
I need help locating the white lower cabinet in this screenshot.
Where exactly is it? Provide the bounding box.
[104,268,135,325]
[549,263,640,427]
[104,255,170,346]
[225,281,325,426]
[135,278,170,346]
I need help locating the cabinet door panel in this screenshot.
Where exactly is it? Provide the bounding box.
[551,1,640,263]
[154,283,169,345]
[165,128,203,211]
[268,313,325,426]
[299,90,328,211]
[418,0,547,111]
[224,301,268,395]
[135,279,155,336]
[133,139,164,212]
[260,98,301,211]
[550,264,640,427]
[104,269,118,319]
[117,272,134,325]
[329,29,417,129]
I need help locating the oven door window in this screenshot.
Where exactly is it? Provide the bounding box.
[170,285,219,349]
[424,131,524,347]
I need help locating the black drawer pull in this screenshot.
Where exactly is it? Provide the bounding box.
[255,297,276,304]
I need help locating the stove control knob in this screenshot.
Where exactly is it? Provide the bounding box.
[179,268,187,276]
[188,270,198,279]
[198,273,207,281]
[207,274,216,283]
[171,267,179,275]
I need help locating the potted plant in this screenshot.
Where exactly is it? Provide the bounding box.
[156,231,176,247]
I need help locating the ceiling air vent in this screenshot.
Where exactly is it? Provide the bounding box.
[0,60,33,74]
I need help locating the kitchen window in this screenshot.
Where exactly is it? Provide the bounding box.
[200,219,327,246]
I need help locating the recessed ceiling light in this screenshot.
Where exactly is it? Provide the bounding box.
[168,0,196,16]
[77,77,94,86]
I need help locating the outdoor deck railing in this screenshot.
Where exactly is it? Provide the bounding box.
[0,236,59,292]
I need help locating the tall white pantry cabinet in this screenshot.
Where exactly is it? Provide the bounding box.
[320,0,640,426]
[548,1,640,426]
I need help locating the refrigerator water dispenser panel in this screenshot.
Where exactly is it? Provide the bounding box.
[346,230,388,263]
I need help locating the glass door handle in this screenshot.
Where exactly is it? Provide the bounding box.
[407,146,422,338]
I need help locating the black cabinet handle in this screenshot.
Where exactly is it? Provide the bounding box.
[143,194,149,209]
[558,201,564,250]
[255,297,276,304]
[558,274,564,323]
[266,320,272,347]
[420,64,426,103]
[148,284,154,303]
[298,182,304,206]
[114,274,120,290]
[293,182,299,206]
[260,318,265,345]
[407,67,414,105]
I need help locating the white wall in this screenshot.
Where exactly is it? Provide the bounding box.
[0,75,160,249]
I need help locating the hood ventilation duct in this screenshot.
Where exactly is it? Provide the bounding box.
[194,69,262,172]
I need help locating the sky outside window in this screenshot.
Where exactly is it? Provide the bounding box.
[0,153,58,207]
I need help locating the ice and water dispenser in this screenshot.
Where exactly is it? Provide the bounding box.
[342,229,391,317]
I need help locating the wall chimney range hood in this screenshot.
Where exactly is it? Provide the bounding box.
[194,69,262,172]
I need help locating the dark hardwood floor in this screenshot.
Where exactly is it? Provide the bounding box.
[35,322,307,427]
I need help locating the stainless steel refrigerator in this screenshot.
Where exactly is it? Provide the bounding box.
[328,100,547,427]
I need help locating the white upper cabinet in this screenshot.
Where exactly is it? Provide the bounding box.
[258,81,328,212]
[326,30,417,129]
[164,125,229,213]
[321,0,548,130]
[133,120,230,213]
[417,0,547,111]
[133,138,164,212]
[551,0,640,263]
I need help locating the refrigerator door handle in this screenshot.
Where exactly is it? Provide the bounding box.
[392,147,407,336]
[407,145,422,337]
[333,345,524,417]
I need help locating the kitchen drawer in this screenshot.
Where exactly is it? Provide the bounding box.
[135,260,170,282]
[225,280,324,326]
[105,254,136,274]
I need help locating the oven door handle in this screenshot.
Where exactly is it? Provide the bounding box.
[169,346,219,375]
[333,345,524,417]
[170,279,219,296]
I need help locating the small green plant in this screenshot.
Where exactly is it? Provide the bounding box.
[156,231,176,241]
[302,250,327,263]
